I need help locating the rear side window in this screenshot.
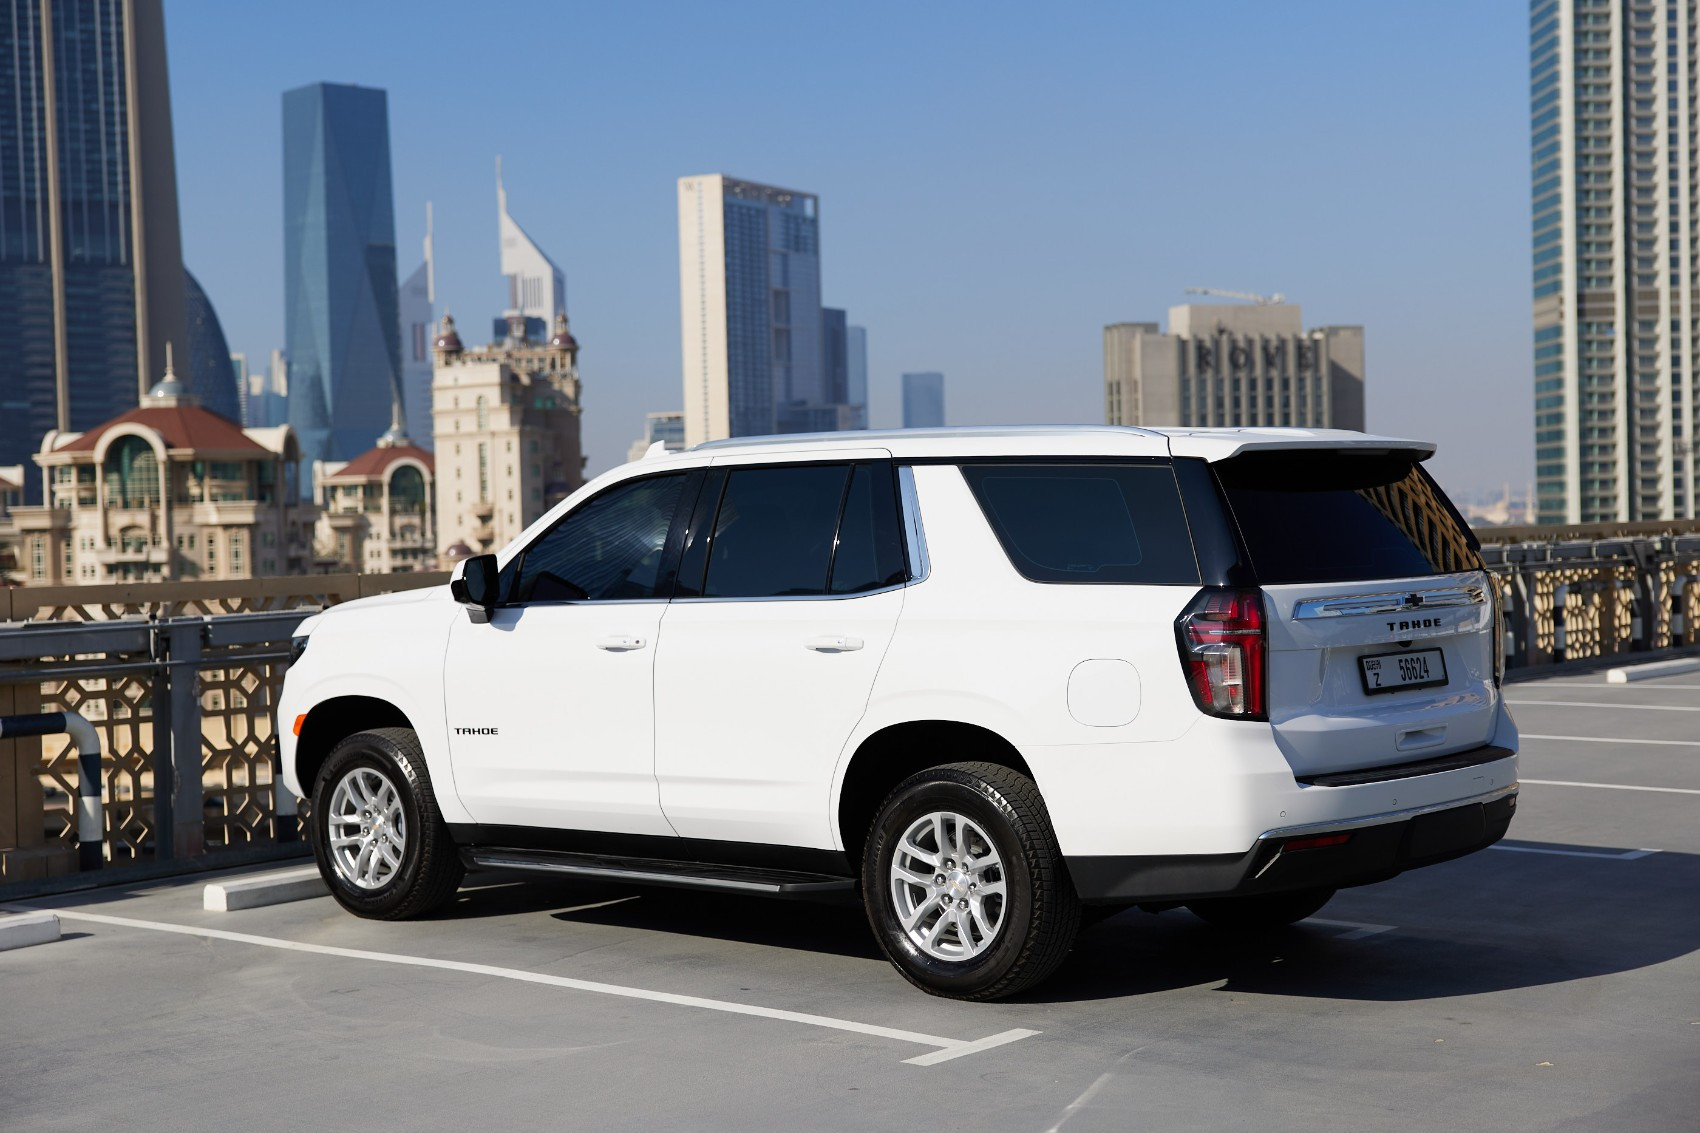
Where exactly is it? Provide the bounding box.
[1213,452,1483,584]
[697,462,907,598]
[959,463,1200,584]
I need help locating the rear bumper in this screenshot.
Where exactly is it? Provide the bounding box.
[1066,785,1516,904]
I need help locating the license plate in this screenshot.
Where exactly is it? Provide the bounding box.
[1359,648,1447,695]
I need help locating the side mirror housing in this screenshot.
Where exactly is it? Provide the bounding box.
[450,554,500,623]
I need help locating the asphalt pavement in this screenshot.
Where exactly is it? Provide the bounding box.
[3,668,1698,1132]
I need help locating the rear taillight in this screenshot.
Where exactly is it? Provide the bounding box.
[1176,587,1267,720]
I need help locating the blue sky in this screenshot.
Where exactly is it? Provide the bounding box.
[165,0,1531,496]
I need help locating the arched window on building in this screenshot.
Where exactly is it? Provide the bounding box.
[390,464,426,517]
[104,436,161,508]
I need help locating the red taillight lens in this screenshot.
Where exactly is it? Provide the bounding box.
[1175,587,1267,720]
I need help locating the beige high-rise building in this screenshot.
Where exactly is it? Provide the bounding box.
[1529,1,1700,523]
[431,312,585,559]
[0,358,317,586]
[1104,302,1364,431]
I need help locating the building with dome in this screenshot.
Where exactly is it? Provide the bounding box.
[313,440,436,574]
[0,353,318,585]
[431,311,584,558]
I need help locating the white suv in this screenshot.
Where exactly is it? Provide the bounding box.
[279,426,1518,999]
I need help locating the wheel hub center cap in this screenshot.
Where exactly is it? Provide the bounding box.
[945,869,972,900]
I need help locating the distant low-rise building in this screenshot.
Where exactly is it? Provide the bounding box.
[627,411,686,463]
[0,357,317,585]
[1104,302,1364,431]
[432,312,585,559]
[313,441,435,574]
[902,372,945,429]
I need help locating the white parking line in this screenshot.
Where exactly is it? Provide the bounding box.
[1522,734,1700,747]
[1490,844,1660,860]
[1304,917,1395,941]
[1507,700,1700,712]
[13,906,1039,1067]
[1521,682,1700,690]
[1522,778,1700,796]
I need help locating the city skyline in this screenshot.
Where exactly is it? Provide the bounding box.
[164,1,1531,496]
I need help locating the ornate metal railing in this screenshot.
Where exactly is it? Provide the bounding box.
[0,573,446,885]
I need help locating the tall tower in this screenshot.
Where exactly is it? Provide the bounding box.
[678,174,828,446]
[283,82,402,478]
[497,160,565,340]
[0,0,189,494]
[1531,1,1700,523]
[398,203,435,447]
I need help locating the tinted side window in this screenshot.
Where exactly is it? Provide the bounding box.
[829,463,907,594]
[512,473,687,602]
[960,463,1200,585]
[703,464,848,598]
[1214,453,1483,584]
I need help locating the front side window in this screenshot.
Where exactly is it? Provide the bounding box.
[511,473,688,603]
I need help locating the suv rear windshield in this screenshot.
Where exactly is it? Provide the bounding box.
[959,462,1200,584]
[1212,451,1483,584]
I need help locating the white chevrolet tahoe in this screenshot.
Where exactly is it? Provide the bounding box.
[279,426,1518,1000]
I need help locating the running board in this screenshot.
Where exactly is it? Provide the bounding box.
[463,848,858,895]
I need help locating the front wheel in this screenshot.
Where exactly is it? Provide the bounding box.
[1185,887,1335,930]
[311,727,464,919]
[862,762,1079,1000]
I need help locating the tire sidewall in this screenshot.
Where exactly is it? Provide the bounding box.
[864,772,1037,996]
[311,733,432,917]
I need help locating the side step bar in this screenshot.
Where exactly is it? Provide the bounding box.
[463,847,858,896]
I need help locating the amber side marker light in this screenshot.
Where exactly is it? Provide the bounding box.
[1283,833,1352,852]
[292,714,306,737]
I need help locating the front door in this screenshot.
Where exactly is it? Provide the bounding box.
[443,470,696,836]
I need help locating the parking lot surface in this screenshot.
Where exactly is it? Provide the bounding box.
[4,668,1699,1132]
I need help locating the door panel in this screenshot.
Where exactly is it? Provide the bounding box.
[444,603,673,834]
[654,590,903,846]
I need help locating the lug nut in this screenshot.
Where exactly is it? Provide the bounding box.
[934,874,945,884]
[958,899,969,910]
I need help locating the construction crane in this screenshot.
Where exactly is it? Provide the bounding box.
[1184,287,1286,305]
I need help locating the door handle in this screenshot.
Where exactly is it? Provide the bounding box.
[805,635,863,653]
[596,635,647,652]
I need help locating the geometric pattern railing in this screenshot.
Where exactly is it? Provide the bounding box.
[1,572,445,882]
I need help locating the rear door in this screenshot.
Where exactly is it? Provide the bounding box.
[652,455,908,848]
[1209,450,1498,778]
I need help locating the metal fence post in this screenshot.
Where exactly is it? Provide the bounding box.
[165,620,204,860]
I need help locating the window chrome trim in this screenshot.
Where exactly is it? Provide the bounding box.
[1291,584,1485,621]
[898,464,930,584]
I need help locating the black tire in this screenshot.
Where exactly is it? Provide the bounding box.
[1185,886,1335,930]
[310,727,464,920]
[862,762,1079,1000]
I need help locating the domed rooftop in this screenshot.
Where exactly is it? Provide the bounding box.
[548,312,578,351]
[434,312,464,352]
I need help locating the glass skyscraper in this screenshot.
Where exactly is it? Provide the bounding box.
[0,0,187,495]
[283,82,402,475]
[1531,0,1700,522]
[183,269,240,422]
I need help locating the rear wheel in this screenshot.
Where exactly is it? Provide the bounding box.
[862,762,1079,1000]
[1185,887,1335,930]
[311,727,463,919]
